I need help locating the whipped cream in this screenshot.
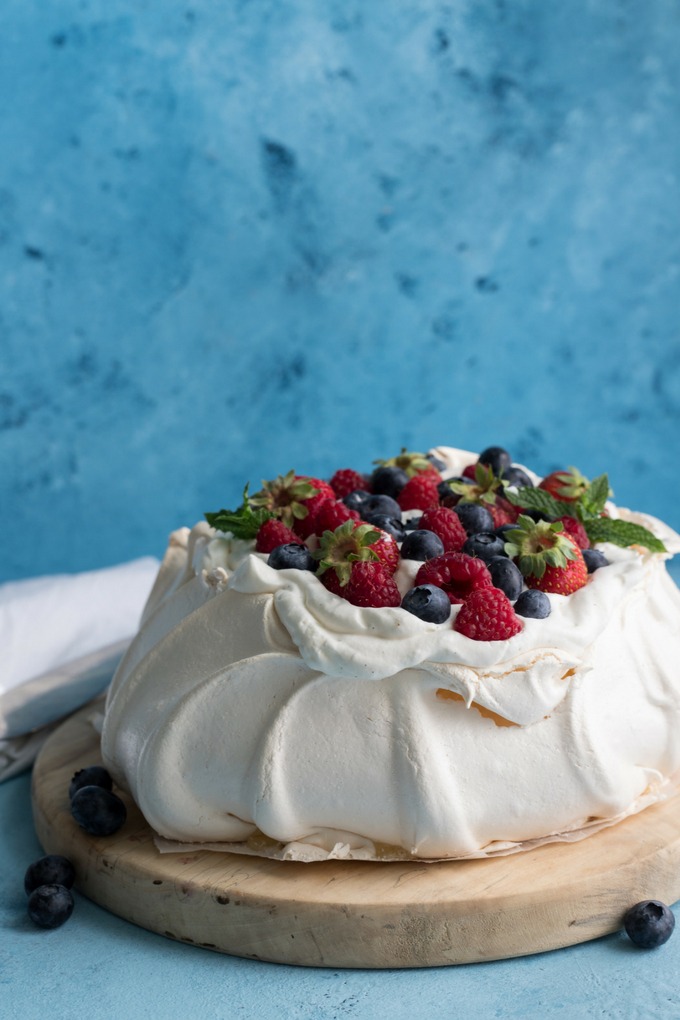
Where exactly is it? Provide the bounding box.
[101,448,680,858]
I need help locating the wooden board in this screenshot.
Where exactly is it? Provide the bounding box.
[31,705,680,969]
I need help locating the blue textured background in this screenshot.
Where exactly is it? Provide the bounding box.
[1,0,679,581]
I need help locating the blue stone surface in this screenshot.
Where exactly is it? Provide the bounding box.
[0,0,679,585]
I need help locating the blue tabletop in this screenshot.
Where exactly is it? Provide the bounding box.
[3,770,680,1020]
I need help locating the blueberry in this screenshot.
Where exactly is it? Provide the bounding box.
[426,453,447,472]
[371,466,409,499]
[624,900,675,949]
[478,446,511,476]
[495,523,521,542]
[514,589,551,619]
[362,513,406,541]
[267,543,317,572]
[24,855,75,896]
[454,503,495,535]
[342,489,372,513]
[583,548,609,574]
[402,584,451,624]
[462,533,506,563]
[487,557,523,601]
[27,884,74,929]
[401,530,445,561]
[404,515,422,531]
[524,508,555,523]
[69,765,113,801]
[71,785,127,836]
[361,493,402,518]
[502,465,534,488]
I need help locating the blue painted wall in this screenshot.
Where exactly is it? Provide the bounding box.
[1,1,679,581]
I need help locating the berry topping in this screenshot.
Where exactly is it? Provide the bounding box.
[487,498,519,529]
[402,584,452,624]
[250,472,334,530]
[462,533,507,563]
[504,517,588,596]
[322,560,401,608]
[24,855,76,896]
[538,467,589,503]
[477,446,511,476]
[70,786,127,836]
[310,499,359,536]
[501,465,534,488]
[454,503,495,536]
[255,518,299,553]
[342,489,373,513]
[268,543,317,572]
[487,557,523,601]
[316,520,391,586]
[27,884,74,929]
[415,552,493,605]
[375,449,441,479]
[330,469,370,499]
[555,516,590,550]
[401,529,446,562]
[361,512,406,542]
[583,548,609,573]
[514,589,551,619]
[371,465,409,499]
[454,587,523,641]
[419,506,467,552]
[624,900,675,949]
[398,472,441,511]
[68,765,113,801]
[360,493,402,518]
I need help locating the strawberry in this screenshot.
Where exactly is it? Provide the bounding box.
[254,519,300,553]
[310,499,360,537]
[329,469,370,499]
[454,587,523,641]
[504,516,588,595]
[330,561,402,608]
[419,506,467,552]
[415,552,493,605]
[555,515,590,550]
[250,471,334,531]
[371,528,400,574]
[538,467,589,503]
[375,449,442,480]
[398,473,441,511]
[315,520,398,587]
[487,497,520,529]
[462,463,478,480]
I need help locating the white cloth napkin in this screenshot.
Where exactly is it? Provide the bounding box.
[0,557,159,780]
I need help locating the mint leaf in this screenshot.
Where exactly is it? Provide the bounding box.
[584,517,666,553]
[580,474,610,517]
[205,486,274,539]
[504,486,574,519]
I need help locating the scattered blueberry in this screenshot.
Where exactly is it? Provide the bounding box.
[624,900,675,949]
[404,515,423,531]
[371,466,409,499]
[342,489,372,513]
[402,584,451,624]
[502,465,534,488]
[478,446,511,476]
[454,503,495,535]
[514,589,551,619]
[360,493,402,518]
[268,543,317,572]
[362,512,406,541]
[24,855,75,896]
[401,530,446,561]
[426,453,447,472]
[69,765,113,801]
[487,557,523,601]
[583,549,609,574]
[70,785,127,836]
[27,884,74,929]
[523,508,555,523]
[462,533,506,563]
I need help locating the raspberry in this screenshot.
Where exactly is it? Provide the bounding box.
[329,469,370,499]
[556,516,590,550]
[329,561,402,608]
[415,552,493,605]
[454,587,523,641]
[419,506,467,552]
[462,463,478,480]
[398,473,441,511]
[311,499,360,537]
[255,519,299,553]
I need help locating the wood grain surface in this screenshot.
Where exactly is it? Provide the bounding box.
[31,705,680,968]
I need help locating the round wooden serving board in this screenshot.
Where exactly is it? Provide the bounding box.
[32,706,680,968]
